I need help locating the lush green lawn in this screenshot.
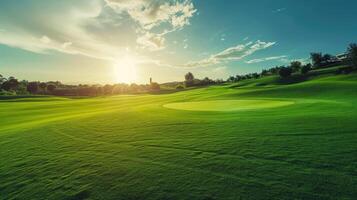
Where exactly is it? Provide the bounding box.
[1,74,357,199]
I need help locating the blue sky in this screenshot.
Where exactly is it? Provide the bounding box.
[0,0,356,84]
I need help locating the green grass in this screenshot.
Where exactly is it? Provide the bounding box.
[1,73,357,199]
[164,100,294,112]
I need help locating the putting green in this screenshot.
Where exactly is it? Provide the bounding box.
[164,100,294,112]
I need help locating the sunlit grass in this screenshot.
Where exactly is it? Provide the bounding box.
[1,73,357,199]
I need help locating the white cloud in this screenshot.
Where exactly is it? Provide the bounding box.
[105,0,196,50]
[245,55,288,64]
[0,0,196,62]
[186,40,276,67]
[136,32,165,51]
[40,36,51,44]
[105,0,196,30]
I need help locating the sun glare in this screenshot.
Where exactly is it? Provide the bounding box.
[114,55,138,84]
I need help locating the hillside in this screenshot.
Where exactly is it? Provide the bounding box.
[1,71,356,199]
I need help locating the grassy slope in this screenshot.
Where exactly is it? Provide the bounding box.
[0,73,357,200]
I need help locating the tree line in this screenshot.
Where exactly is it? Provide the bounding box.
[226,43,357,82]
[1,43,356,96]
[0,77,161,96]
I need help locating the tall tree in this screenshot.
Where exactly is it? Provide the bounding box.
[279,67,293,78]
[185,72,194,82]
[322,54,332,62]
[47,84,56,93]
[290,61,302,72]
[2,77,19,91]
[310,52,323,67]
[348,43,357,67]
[184,72,195,87]
[27,82,39,94]
[0,74,6,89]
[39,82,47,94]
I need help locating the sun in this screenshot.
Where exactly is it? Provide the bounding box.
[114,55,138,84]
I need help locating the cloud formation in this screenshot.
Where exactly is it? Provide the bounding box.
[186,40,276,67]
[105,0,196,50]
[245,55,287,64]
[0,0,196,60]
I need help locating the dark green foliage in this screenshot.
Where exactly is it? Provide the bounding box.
[336,66,354,74]
[184,72,195,87]
[279,67,293,78]
[1,77,19,91]
[347,43,357,67]
[311,52,323,67]
[290,61,302,72]
[46,84,56,94]
[27,82,39,94]
[301,64,312,74]
[39,82,47,93]
[227,76,235,82]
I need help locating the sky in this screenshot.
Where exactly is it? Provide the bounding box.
[0,0,357,84]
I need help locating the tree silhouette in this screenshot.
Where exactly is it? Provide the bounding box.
[27,82,39,94]
[2,77,19,91]
[47,84,56,93]
[301,64,312,74]
[290,61,302,72]
[279,67,293,78]
[184,72,195,87]
[39,82,47,94]
[311,52,323,67]
[348,43,357,67]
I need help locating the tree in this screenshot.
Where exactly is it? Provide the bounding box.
[261,69,269,76]
[0,74,5,90]
[2,77,19,91]
[47,84,56,93]
[252,73,260,79]
[227,76,235,82]
[185,72,194,82]
[290,61,302,72]
[150,82,160,91]
[301,64,312,74]
[279,67,292,78]
[27,82,39,94]
[184,72,194,87]
[39,82,47,94]
[347,43,357,68]
[235,75,242,82]
[0,74,5,84]
[322,54,332,62]
[311,52,323,67]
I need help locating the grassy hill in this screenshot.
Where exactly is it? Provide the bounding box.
[1,72,356,199]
